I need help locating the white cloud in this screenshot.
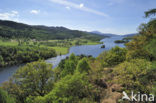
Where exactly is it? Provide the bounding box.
[66,6,71,10]
[0,11,19,21]
[79,3,84,8]
[49,0,108,17]
[11,11,18,15]
[30,10,40,14]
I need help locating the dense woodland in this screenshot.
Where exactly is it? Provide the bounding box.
[0,46,56,68]
[0,20,104,41]
[0,9,156,103]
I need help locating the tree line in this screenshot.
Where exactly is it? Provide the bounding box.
[0,46,56,68]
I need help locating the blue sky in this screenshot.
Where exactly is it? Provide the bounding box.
[0,0,156,35]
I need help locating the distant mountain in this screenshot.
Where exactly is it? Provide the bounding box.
[91,31,119,37]
[91,31,138,38]
[0,20,105,41]
[122,33,138,37]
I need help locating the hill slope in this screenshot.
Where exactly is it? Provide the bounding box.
[122,33,137,37]
[91,31,119,37]
[0,20,104,41]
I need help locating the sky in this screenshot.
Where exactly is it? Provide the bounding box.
[0,0,156,35]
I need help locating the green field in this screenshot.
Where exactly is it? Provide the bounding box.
[0,38,102,55]
[0,40,18,46]
[51,47,68,55]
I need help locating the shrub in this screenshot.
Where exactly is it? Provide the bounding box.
[76,58,91,73]
[0,88,15,103]
[98,46,127,67]
[33,72,93,103]
[113,59,152,93]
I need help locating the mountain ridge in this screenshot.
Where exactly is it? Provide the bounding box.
[91,31,137,37]
[90,31,120,37]
[0,20,104,41]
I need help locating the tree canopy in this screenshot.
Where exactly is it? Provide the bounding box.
[0,88,15,103]
[145,8,156,18]
[2,61,55,103]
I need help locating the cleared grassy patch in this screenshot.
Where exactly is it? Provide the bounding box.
[84,40,102,45]
[51,47,68,55]
[0,38,102,55]
[0,40,18,46]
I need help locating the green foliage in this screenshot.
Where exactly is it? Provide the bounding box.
[0,88,15,103]
[114,37,132,44]
[98,46,127,67]
[113,59,152,93]
[33,72,93,103]
[61,60,76,76]
[127,13,156,52]
[0,55,5,66]
[76,58,91,73]
[145,8,156,18]
[75,40,80,45]
[2,61,54,103]
[55,54,93,80]
[149,61,156,96]
[114,40,127,43]
[126,19,156,60]
[0,45,56,68]
[58,53,78,78]
[0,20,104,41]
[69,53,77,61]
[146,19,156,37]
[145,38,156,60]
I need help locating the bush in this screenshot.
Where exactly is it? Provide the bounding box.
[145,38,156,60]
[98,46,127,67]
[76,58,91,73]
[59,53,78,78]
[33,72,93,103]
[0,88,15,103]
[113,59,152,93]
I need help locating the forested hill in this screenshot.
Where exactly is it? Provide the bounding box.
[0,20,104,40]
